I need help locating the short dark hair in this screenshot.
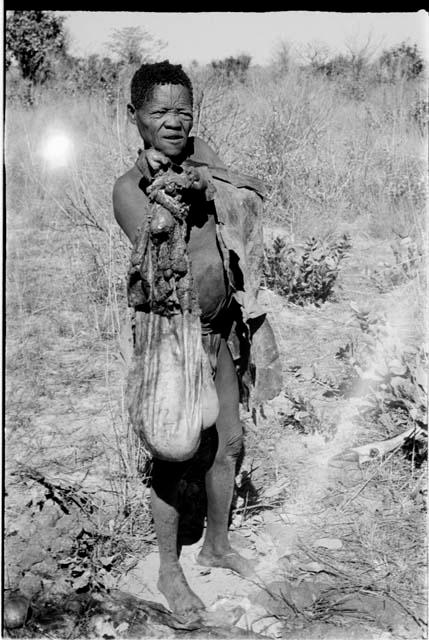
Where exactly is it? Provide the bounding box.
[130,60,193,109]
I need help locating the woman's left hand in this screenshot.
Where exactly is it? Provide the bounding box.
[185,166,215,198]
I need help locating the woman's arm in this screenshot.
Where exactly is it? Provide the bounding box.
[113,169,151,244]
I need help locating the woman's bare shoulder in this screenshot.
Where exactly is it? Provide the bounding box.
[113,166,150,243]
[113,165,141,194]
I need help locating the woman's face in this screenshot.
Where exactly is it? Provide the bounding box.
[129,83,193,159]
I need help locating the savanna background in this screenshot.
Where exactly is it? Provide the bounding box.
[4,11,428,639]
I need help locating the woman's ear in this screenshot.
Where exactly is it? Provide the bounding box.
[127,104,136,125]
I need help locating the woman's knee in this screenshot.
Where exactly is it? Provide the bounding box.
[217,424,243,462]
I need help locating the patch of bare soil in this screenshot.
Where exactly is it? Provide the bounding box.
[116,425,424,639]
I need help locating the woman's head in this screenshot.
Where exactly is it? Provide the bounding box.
[130,60,193,110]
[128,60,194,160]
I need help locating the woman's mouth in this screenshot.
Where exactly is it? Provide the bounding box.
[162,135,184,142]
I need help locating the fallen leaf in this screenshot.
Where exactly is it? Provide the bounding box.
[262,478,289,499]
[299,365,314,381]
[72,571,91,590]
[390,362,407,376]
[122,557,138,572]
[20,548,46,569]
[364,497,384,514]
[18,574,43,599]
[299,561,325,573]
[115,621,129,634]
[263,523,296,558]
[254,532,275,555]
[314,537,343,550]
[90,614,116,638]
[240,528,253,537]
[235,602,270,630]
[100,554,117,567]
[390,376,406,390]
[328,450,359,467]
[260,511,279,525]
[414,366,427,391]
[102,572,116,589]
[204,598,245,626]
[58,557,74,567]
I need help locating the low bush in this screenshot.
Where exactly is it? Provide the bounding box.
[368,236,425,292]
[335,306,427,462]
[263,234,351,305]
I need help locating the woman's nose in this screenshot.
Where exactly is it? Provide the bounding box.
[163,112,181,128]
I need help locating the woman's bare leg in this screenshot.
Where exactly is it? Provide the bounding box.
[151,460,205,616]
[197,339,254,577]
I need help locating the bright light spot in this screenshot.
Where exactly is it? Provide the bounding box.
[40,132,74,169]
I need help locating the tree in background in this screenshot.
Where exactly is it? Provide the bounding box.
[271,40,291,75]
[6,10,68,83]
[58,54,121,102]
[377,43,425,82]
[104,26,166,66]
[309,35,376,82]
[297,42,331,73]
[210,54,252,83]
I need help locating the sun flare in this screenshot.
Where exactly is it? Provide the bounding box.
[40,132,74,169]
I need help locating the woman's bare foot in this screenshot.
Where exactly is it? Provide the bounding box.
[157,564,205,620]
[196,545,255,578]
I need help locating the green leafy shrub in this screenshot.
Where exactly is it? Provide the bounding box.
[335,307,427,462]
[263,234,351,305]
[356,311,427,431]
[368,236,425,292]
[378,42,425,81]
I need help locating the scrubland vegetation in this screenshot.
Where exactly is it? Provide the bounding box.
[4,11,428,639]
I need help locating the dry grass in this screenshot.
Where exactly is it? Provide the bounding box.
[191,66,427,244]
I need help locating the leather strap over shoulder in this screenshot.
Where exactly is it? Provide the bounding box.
[210,166,267,199]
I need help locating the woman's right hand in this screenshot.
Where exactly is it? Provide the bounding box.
[136,148,171,178]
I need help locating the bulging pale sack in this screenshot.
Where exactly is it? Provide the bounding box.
[127,310,219,462]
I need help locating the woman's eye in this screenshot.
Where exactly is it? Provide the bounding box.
[150,109,192,119]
